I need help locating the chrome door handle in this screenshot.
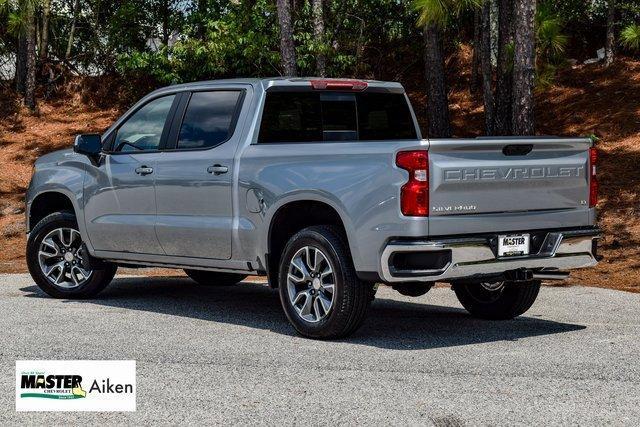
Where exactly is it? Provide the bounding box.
[207,164,228,175]
[135,166,154,175]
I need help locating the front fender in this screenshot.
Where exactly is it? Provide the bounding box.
[26,154,88,243]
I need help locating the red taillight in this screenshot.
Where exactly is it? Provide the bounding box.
[396,150,429,216]
[310,79,368,91]
[589,147,598,208]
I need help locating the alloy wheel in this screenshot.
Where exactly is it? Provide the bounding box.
[37,227,93,289]
[286,246,336,323]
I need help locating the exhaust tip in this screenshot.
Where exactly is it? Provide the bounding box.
[531,270,570,281]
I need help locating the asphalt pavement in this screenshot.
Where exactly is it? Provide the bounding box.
[1,273,639,425]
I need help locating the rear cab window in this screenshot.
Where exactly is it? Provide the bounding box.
[258,87,417,143]
[174,90,243,150]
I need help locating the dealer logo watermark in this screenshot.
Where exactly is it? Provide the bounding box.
[16,360,135,411]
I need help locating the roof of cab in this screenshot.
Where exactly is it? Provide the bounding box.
[158,77,404,92]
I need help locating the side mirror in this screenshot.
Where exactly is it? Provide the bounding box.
[73,134,102,161]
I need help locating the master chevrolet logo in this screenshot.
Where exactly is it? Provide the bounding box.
[20,374,87,400]
[443,165,585,182]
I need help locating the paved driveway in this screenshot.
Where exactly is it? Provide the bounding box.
[1,274,639,425]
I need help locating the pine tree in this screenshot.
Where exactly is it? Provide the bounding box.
[512,0,536,135]
[276,0,297,77]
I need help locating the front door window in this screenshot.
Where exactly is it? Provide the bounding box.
[113,95,176,152]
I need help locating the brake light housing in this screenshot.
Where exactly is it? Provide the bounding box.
[396,150,429,216]
[589,147,598,208]
[310,79,368,91]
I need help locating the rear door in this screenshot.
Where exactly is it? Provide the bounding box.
[153,89,245,259]
[427,137,592,234]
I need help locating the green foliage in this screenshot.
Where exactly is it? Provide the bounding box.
[1,0,38,36]
[1,0,638,103]
[535,1,569,89]
[116,0,283,88]
[620,24,640,51]
[537,1,569,63]
[412,0,480,28]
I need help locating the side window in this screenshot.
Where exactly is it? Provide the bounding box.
[258,92,322,143]
[356,93,417,140]
[177,91,242,150]
[113,95,175,152]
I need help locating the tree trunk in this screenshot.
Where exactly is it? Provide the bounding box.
[481,1,494,135]
[471,8,482,93]
[25,13,37,110]
[605,0,616,67]
[39,0,51,63]
[423,24,452,138]
[276,0,297,76]
[15,33,27,94]
[512,0,536,135]
[196,0,206,40]
[66,0,81,59]
[494,0,514,135]
[312,0,326,77]
[490,0,499,63]
[162,0,170,46]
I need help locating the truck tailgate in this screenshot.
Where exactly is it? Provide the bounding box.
[427,137,594,234]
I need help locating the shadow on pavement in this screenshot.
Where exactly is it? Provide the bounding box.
[20,276,586,350]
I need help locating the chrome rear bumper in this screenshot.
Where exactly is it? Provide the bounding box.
[380,229,600,283]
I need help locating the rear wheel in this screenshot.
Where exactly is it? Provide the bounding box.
[278,225,375,339]
[453,280,540,320]
[26,212,117,299]
[184,269,247,286]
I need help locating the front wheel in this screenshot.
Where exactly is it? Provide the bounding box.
[278,225,375,339]
[26,211,117,299]
[453,280,541,320]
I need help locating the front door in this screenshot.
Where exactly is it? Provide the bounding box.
[84,94,177,255]
[154,90,245,260]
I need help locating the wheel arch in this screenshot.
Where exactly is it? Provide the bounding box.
[264,196,355,287]
[27,191,78,232]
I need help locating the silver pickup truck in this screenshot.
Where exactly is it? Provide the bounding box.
[25,78,600,338]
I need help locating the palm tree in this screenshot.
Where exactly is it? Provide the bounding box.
[535,2,568,88]
[620,24,640,51]
[413,0,480,138]
[276,0,297,76]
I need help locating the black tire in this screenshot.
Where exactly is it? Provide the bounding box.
[26,211,117,299]
[278,225,375,339]
[453,280,541,320]
[184,269,247,286]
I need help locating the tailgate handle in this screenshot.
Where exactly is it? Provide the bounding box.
[502,144,533,156]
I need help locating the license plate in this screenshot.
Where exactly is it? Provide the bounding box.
[498,234,530,257]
